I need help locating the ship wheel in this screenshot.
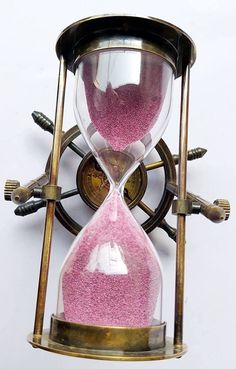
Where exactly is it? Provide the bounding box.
[45,125,177,239]
[7,112,223,243]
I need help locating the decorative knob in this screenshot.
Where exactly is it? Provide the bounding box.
[213,199,230,221]
[32,111,54,133]
[4,180,20,201]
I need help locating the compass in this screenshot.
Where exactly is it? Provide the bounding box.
[76,152,147,211]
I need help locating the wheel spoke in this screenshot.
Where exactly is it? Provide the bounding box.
[159,219,177,242]
[68,141,86,158]
[145,160,164,171]
[145,147,207,172]
[61,188,80,199]
[32,111,86,158]
[15,188,80,216]
[138,201,155,217]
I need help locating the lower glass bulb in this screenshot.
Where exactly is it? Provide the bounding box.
[57,190,162,327]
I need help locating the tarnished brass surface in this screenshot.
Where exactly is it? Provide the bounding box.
[11,173,49,204]
[12,186,32,204]
[42,185,62,201]
[196,197,226,222]
[142,139,177,233]
[145,161,165,171]
[45,126,176,235]
[4,179,20,201]
[174,64,190,346]
[49,315,166,351]
[33,56,67,337]
[145,147,207,171]
[167,182,230,222]
[28,331,186,361]
[213,199,230,220]
[74,37,176,74]
[56,15,195,78]
[77,152,147,210]
[172,199,195,215]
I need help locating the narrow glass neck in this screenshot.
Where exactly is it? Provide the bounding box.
[106,179,126,202]
[93,149,140,197]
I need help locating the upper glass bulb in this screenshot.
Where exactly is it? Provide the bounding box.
[74,49,173,186]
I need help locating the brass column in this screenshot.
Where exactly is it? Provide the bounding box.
[33,56,67,337]
[174,64,190,346]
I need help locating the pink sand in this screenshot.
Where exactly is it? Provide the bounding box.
[62,191,161,326]
[83,53,166,151]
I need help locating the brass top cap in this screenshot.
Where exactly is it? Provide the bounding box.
[56,14,196,78]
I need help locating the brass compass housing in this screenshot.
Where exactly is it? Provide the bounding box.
[77,152,148,210]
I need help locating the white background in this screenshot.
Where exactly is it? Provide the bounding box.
[0,1,235,368]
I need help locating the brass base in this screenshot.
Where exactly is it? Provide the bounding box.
[49,315,166,351]
[28,331,187,361]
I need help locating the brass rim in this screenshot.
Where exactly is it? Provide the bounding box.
[49,315,166,352]
[45,125,176,236]
[55,14,196,78]
[72,38,177,75]
[28,331,187,361]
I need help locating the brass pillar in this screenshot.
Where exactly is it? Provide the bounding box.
[33,56,67,337]
[174,64,190,346]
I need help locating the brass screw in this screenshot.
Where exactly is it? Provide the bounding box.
[4,180,20,201]
[187,147,207,161]
[173,147,207,164]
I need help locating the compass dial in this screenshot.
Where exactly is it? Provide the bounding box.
[77,153,147,210]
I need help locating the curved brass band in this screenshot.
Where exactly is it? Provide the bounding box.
[49,315,166,352]
[42,185,62,201]
[172,199,194,215]
[72,37,177,75]
[56,14,196,78]
[28,331,187,361]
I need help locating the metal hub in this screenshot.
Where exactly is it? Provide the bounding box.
[77,152,147,210]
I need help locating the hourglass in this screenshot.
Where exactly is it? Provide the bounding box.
[26,14,195,360]
[57,45,173,325]
[11,14,225,360]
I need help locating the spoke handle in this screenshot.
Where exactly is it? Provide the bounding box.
[11,173,49,204]
[32,111,85,158]
[167,182,230,223]
[15,200,46,216]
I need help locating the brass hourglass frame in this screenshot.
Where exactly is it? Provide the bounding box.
[28,15,196,360]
